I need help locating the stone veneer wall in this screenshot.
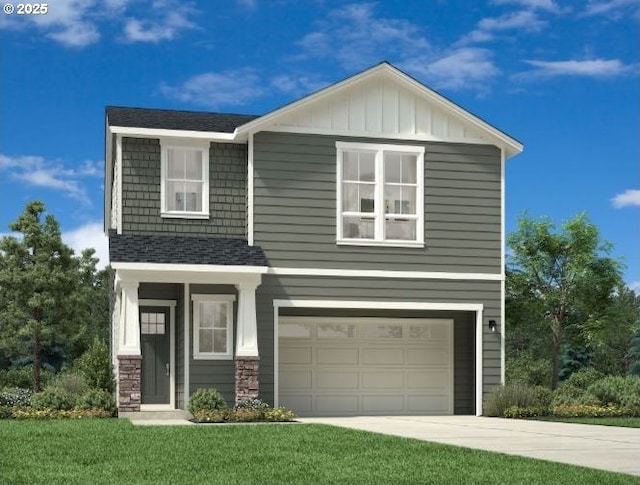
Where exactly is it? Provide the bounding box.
[235,357,259,405]
[118,355,141,413]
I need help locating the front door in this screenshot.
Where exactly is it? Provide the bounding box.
[140,306,170,405]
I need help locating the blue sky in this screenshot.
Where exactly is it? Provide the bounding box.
[1,0,638,288]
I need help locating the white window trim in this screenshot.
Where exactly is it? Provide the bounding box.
[160,141,210,219]
[336,141,425,248]
[191,294,235,360]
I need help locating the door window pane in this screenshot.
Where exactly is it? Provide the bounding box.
[362,325,403,338]
[280,323,312,338]
[318,324,355,339]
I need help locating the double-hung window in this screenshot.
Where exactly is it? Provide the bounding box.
[192,294,235,360]
[337,142,424,247]
[161,142,209,218]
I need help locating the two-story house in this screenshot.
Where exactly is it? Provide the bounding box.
[106,62,522,417]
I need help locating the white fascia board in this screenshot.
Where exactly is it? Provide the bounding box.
[112,263,266,286]
[268,267,503,281]
[273,299,484,312]
[109,125,237,142]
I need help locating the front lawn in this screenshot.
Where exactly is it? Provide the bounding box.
[1,420,636,485]
[534,416,640,428]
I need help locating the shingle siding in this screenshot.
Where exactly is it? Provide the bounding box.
[121,137,247,237]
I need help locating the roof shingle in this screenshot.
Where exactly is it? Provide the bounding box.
[106,106,259,133]
[109,232,269,266]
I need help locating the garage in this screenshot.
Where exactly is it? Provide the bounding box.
[278,317,454,416]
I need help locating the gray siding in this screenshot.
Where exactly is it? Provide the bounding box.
[253,132,501,274]
[121,138,247,237]
[256,275,501,413]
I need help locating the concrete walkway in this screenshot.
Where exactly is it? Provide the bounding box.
[298,416,640,476]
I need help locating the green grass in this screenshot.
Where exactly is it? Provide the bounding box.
[0,420,636,485]
[534,416,640,428]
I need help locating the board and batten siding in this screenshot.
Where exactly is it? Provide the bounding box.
[255,275,501,414]
[120,137,247,237]
[253,132,502,274]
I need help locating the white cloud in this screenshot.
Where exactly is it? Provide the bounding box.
[270,74,326,96]
[26,0,101,47]
[583,0,638,17]
[628,281,640,293]
[160,68,264,108]
[63,222,109,269]
[123,0,197,43]
[236,0,257,10]
[612,189,640,208]
[515,58,637,80]
[0,154,102,204]
[403,48,500,92]
[296,3,430,70]
[491,0,560,12]
[458,10,547,45]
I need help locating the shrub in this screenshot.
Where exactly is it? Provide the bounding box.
[0,405,13,419]
[53,371,89,397]
[235,398,270,411]
[484,383,547,417]
[32,387,75,410]
[192,409,232,423]
[551,404,631,418]
[76,388,116,414]
[0,388,32,408]
[188,388,227,414]
[551,385,599,407]
[502,406,547,418]
[506,355,552,387]
[587,375,640,411]
[10,407,112,419]
[263,407,296,422]
[561,367,604,389]
[0,366,54,390]
[75,338,115,393]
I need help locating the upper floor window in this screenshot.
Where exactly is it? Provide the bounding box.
[160,142,209,219]
[336,142,424,247]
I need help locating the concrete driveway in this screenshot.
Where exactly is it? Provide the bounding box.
[298,416,640,476]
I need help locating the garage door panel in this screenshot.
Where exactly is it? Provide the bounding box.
[361,395,404,413]
[280,370,312,390]
[317,348,358,364]
[361,371,403,389]
[361,348,404,365]
[280,395,312,413]
[316,371,358,389]
[407,349,449,365]
[280,347,312,364]
[407,395,450,413]
[317,396,358,414]
[406,370,450,389]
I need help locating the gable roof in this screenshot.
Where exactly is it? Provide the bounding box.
[236,61,523,159]
[107,106,258,133]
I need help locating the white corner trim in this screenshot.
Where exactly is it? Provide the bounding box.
[139,299,176,409]
[183,283,190,410]
[500,147,506,387]
[116,135,123,235]
[272,299,484,411]
[268,267,503,281]
[476,309,484,417]
[248,133,254,246]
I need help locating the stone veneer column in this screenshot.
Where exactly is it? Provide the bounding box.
[235,356,259,405]
[118,355,141,413]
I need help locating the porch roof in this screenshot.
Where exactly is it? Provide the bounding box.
[109,232,269,267]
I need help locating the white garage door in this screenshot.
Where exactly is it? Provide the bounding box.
[278,317,453,416]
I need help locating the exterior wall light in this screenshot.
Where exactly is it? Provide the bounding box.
[488,320,497,332]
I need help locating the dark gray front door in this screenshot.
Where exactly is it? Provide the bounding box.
[140,306,170,405]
